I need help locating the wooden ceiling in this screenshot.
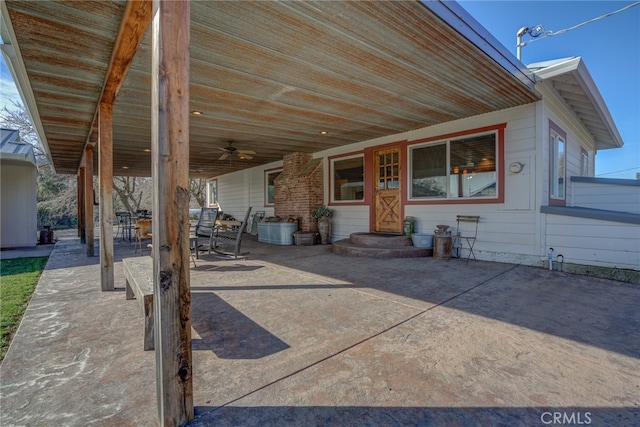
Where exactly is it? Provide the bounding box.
[3,0,539,178]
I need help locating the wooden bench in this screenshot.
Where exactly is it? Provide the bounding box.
[123,256,154,351]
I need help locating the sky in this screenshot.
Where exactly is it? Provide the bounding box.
[1,1,639,179]
[458,0,640,179]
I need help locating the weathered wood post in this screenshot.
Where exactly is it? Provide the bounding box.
[77,168,86,243]
[98,102,114,291]
[151,0,193,425]
[84,146,94,257]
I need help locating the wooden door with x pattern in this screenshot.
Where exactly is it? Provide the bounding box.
[373,146,402,233]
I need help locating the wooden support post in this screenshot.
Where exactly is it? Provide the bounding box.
[151,0,193,425]
[98,102,114,291]
[84,146,95,257]
[78,169,86,243]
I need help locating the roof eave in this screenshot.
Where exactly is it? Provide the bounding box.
[421,0,539,92]
[531,57,624,151]
[0,2,54,170]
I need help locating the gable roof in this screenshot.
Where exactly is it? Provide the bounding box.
[0,128,37,167]
[528,56,623,150]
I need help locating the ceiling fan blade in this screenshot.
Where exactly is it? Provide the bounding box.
[218,152,230,161]
[238,153,253,160]
[237,149,256,155]
[200,147,229,154]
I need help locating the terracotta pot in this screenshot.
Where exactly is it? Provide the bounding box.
[317,217,332,244]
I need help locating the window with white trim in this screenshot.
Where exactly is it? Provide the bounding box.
[264,169,281,206]
[331,155,364,202]
[410,132,497,200]
[580,148,589,177]
[549,122,566,203]
[208,179,218,206]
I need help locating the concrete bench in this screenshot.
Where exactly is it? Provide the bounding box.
[123,256,154,351]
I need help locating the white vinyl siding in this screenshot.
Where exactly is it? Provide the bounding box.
[545,215,640,270]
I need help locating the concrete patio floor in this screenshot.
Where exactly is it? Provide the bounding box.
[1,232,638,426]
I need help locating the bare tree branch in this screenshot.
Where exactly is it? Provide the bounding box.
[0,100,48,163]
[189,178,207,207]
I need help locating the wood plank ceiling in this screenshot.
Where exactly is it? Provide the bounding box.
[4,0,539,178]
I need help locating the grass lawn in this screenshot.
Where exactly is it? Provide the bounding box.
[0,257,48,362]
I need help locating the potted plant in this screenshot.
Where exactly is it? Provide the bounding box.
[313,205,334,244]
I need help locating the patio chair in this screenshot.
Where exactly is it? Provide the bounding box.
[453,215,480,263]
[194,207,219,236]
[192,207,219,254]
[251,211,266,235]
[134,219,153,255]
[115,211,133,241]
[209,207,252,258]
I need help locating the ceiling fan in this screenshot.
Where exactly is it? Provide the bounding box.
[214,141,256,161]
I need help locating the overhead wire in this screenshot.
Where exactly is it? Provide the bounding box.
[596,167,640,177]
[526,1,640,44]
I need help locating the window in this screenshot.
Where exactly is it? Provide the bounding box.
[549,122,566,204]
[410,132,497,200]
[411,143,447,197]
[331,155,364,202]
[264,169,281,206]
[208,179,218,206]
[581,148,589,177]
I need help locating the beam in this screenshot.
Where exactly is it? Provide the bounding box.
[84,146,94,257]
[151,0,193,425]
[98,102,115,291]
[82,0,153,160]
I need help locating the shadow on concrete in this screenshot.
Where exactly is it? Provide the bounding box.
[192,263,264,273]
[48,235,640,359]
[187,405,636,426]
[191,291,290,359]
[245,245,640,360]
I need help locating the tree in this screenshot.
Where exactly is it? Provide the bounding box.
[189,178,207,208]
[36,166,77,228]
[113,176,152,213]
[0,100,46,163]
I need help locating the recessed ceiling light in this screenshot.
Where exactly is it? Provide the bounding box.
[122,166,129,169]
[144,148,151,152]
[191,110,203,115]
[320,131,328,135]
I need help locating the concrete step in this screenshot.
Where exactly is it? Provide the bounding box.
[332,232,432,258]
[349,232,413,247]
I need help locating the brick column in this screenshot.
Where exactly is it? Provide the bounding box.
[274,152,324,232]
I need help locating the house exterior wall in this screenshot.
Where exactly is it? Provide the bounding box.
[211,164,279,232]
[212,104,545,264]
[570,177,640,214]
[536,83,639,273]
[1,161,38,248]
[208,96,637,272]
[537,83,597,207]
[545,213,639,270]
